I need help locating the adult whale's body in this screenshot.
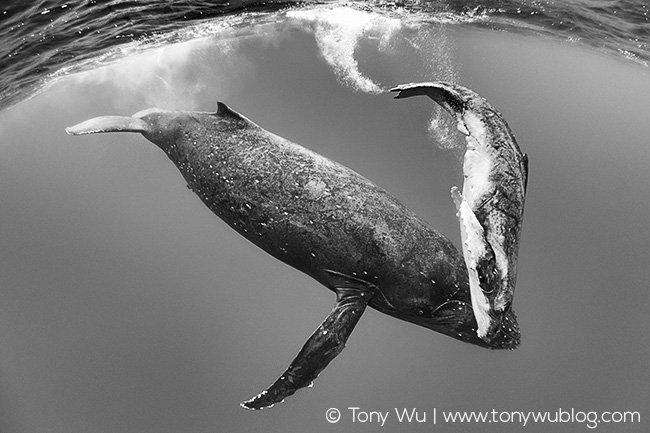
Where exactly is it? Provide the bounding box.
[66,82,527,410]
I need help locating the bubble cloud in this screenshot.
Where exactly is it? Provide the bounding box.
[288,7,402,93]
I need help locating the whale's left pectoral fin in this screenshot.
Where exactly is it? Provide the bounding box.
[241,271,376,410]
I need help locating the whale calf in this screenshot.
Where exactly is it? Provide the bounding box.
[66,81,527,409]
[391,82,528,341]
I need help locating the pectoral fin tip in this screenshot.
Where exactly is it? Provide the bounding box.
[241,273,375,410]
[240,392,282,410]
[450,186,463,210]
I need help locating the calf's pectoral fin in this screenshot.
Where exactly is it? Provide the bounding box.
[451,187,496,340]
[240,270,376,410]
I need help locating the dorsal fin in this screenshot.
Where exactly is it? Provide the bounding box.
[215,102,245,122]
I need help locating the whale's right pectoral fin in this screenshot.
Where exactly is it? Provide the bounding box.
[65,116,150,136]
[241,271,376,410]
[451,187,497,340]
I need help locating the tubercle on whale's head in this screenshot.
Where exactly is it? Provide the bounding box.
[414,298,521,350]
[484,306,521,350]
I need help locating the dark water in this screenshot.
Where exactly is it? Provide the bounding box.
[0,1,649,433]
[1,0,649,109]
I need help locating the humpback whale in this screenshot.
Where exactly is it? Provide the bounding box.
[391,82,528,340]
[66,81,527,410]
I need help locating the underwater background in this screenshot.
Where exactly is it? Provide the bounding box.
[0,1,649,432]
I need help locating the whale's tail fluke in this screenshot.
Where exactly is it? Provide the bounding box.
[390,81,469,122]
[65,116,151,136]
[390,81,455,102]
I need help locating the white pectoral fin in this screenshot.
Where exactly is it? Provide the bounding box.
[452,188,493,339]
[450,186,463,211]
